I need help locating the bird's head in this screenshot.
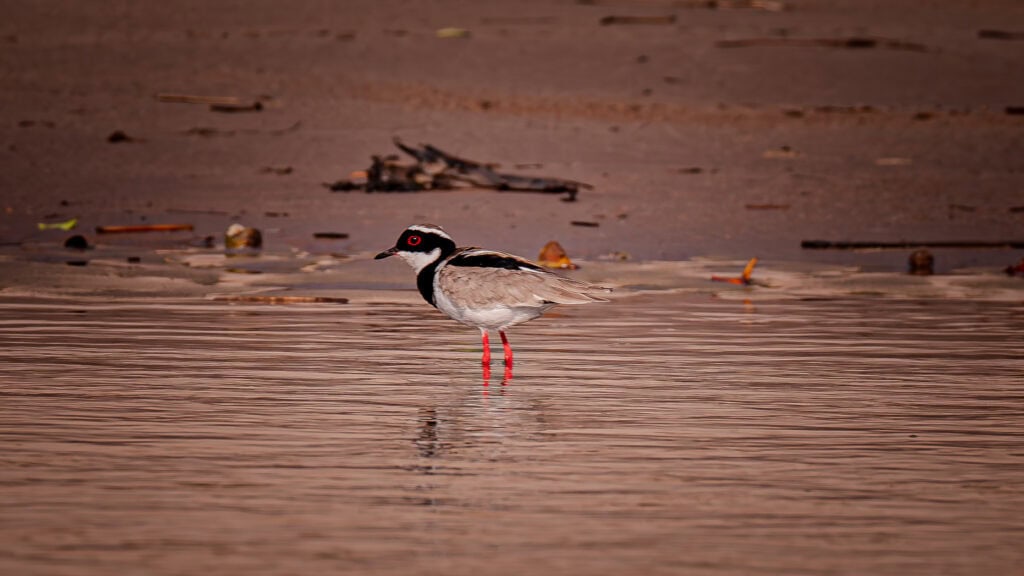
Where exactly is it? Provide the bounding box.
[375,224,457,273]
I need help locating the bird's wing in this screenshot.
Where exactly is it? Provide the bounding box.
[439,249,610,309]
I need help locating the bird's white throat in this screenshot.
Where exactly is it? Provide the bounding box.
[398,247,443,274]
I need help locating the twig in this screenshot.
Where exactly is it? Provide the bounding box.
[213,295,349,304]
[96,224,194,234]
[978,29,1024,40]
[210,101,263,113]
[717,36,928,52]
[802,240,1024,250]
[599,15,676,26]
[156,93,245,105]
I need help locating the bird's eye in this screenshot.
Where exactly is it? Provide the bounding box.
[407,235,422,246]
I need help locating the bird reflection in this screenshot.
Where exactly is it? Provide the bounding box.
[481,363,512,391]
[414,407,441,461]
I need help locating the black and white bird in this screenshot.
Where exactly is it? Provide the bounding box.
[375,224,610,367]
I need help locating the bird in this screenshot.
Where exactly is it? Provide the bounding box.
[375,224,610,367]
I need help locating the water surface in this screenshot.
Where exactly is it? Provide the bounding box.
[1,295,1022,575]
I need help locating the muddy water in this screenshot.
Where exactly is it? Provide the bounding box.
[1,294,1022,575]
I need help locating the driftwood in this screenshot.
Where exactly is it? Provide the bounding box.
[96,224,194,234]
[717,36,928,52]
[156,93,263,113]
[802,240,1024,250]
[325,138,590,201]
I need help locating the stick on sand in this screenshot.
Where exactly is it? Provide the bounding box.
[802,240,1024,250]
[96,224,194,234]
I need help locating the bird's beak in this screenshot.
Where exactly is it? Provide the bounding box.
[374,247,398,260]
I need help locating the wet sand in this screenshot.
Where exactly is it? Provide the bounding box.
[2,0,1023,269]
[2,1,1024,574]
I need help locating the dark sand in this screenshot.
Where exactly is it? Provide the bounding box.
[2,0,1023,276]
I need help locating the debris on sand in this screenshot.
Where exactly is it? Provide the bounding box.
[538,241,579,270]
[745,203,790,210]
[156,93,264,113]
[157,93,244,105]
[63,235,90,250]
[803,240,1024,250]
[213,295,349,304]
[209,101,263,113]
[260,165,294,175]
[581,0,783,10]
[325,138,590,201]
[978,29,1024,41]
[107,130,137,143]
[1005,258,1024,276]
[38,218,78,231]
[762,146,800,159]
[63,234,91,265]
[435,27,470,39]
[717,36,928,52]
[96,224,193,234]
[711,257,760,285]
[599,15,676,26]
[225,223,262,250]
[908,250,934,275]
[184,127,235,138]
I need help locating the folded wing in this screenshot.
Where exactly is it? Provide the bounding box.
[440,249,610,309]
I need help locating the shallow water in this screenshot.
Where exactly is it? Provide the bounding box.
[1,294,1023,575]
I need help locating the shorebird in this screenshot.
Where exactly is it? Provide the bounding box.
[375,224,610,367]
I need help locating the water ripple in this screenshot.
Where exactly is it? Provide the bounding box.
[0,295,1022,575]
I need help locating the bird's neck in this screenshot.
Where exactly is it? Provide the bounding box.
[412,242,456,307]
[415,258,442,307]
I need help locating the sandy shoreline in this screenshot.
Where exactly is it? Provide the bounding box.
[3,0,1023,287]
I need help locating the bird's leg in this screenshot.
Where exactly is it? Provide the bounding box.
[499,330,513,368]
[480,329,491,365]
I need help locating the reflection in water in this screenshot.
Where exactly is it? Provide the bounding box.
[415,407,441,462]
[0,295,1022,575]
[481,362,512,390]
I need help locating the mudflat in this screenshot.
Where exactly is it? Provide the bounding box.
[2,0,1022,274]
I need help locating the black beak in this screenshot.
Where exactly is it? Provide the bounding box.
[374,247,398,260]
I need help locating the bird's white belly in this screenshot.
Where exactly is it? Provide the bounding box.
[434,289,549,331]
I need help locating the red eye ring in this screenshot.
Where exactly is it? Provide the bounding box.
[407,235,422,246]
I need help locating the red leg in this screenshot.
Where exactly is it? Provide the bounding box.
[480,330,491,365]
[499,330,513,368]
